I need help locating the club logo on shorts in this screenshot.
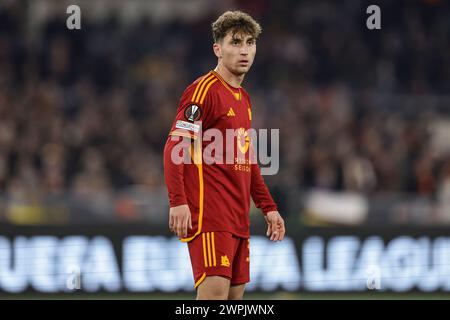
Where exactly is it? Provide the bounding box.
[221,255,230,267]
[184,104,202,122]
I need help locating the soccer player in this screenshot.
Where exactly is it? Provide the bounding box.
[163,10,285,300]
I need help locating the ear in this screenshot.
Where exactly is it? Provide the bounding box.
[213,42,222,59]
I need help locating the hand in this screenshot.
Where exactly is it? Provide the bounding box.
[264,211,285,242]
[169,204,192,238]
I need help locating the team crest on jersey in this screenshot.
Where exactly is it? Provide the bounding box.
[184,104,202,122]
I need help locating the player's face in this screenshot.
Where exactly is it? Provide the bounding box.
[218,31,256,76]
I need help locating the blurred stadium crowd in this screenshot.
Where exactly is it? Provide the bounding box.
[0,0,449,225]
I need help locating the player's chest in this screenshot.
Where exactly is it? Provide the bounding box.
[214,94,252,130]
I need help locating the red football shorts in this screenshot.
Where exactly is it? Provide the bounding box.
[187,231,250,289]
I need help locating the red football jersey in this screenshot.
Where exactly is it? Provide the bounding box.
[164,70,277,241]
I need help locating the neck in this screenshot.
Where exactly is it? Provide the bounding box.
[214,64,244,88]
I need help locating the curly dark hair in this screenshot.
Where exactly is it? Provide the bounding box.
[211,10,262,43]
